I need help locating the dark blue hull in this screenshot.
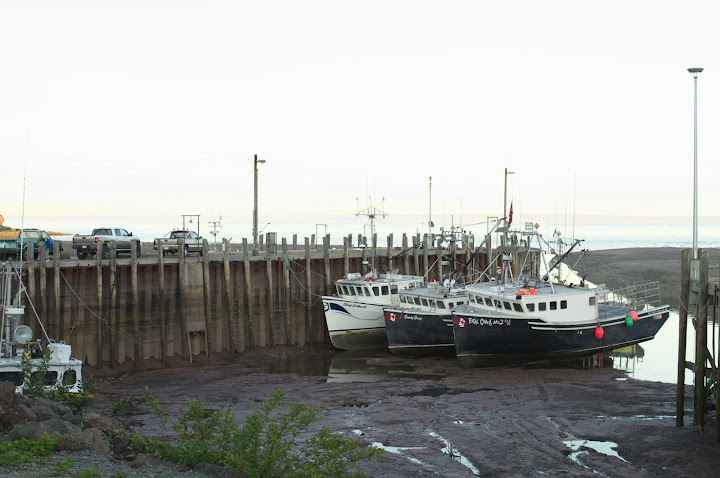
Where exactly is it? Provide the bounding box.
[384,309,455,356]
[453,306,671,368]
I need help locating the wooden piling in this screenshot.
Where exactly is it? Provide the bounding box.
[223,238,235,352]
[282,238,291,344]
[202,239,212,356]
[695,249,709,431]
[343,237,349,277]
[305,237,312,345]
[158,244,167,365]
[95,244,103,364]
[39,246,47,335]
[412,235,419,275]
[402,234,409,275]
[243,239,254,350]
[677,248,690,426]
[323,235,331,296]
[178,238,188,359]
[266,256,275,346]
[131,242,139,370]
[109,242,117,367]
[387,233,393,271]
[26,247,35,304]
[52,244,61,341]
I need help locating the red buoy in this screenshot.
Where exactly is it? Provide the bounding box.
[630,310,639,321]
[595,327,604,339]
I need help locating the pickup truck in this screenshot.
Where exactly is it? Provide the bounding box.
[153,230,204,255]
[0,229,59,259]
[72,227,141,259]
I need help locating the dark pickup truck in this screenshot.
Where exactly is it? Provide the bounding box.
[0,229,59,259]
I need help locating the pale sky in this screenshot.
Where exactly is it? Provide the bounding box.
[1,1,719,233]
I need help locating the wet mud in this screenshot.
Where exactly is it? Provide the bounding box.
[87,346,720,477]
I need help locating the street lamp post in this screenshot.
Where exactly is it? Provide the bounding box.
[688,68,703,263]
[253,154,266,255]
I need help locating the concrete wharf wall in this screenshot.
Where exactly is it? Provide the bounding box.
[17,232,529,367]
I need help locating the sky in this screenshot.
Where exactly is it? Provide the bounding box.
[1,1,720,239]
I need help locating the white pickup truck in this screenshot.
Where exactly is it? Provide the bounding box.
[72,227,142,259]
[153,230,204,255]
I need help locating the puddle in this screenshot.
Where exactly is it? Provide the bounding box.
[429,431,480,476]
[371,441,432,468]
[564,439,627,463]
[401,386,473,398]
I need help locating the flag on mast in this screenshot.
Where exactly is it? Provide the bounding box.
[508,202,514,227]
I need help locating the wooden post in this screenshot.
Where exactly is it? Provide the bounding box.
[178,238,188,359]
[243,239,254,349]
[131,242,140,370]
[26,247,35,304]
[158,244,167,365]
[223,238,235,352]
[95,244,104,364]
[412,235,419,276]
[266,256,275,346]
[402,234,409,275]
[109,241,117,367]
[323,235,331,296]
[39,245,47,336]
[201,239,212,356]
[695,249,709,431]
[677,248,690,426]
[423,238,430,280]
[343,237,350,277]
[361,246,368,276]
[52,243,61,342]
[305,237,312,345]
[387,234,393,272]
[293,234,297,249]
[282,238,291,344]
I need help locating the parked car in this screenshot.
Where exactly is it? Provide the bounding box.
[153,230,204,255]
[0,229,59,259]
[72,227,141,259]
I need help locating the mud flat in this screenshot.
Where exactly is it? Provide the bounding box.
[87,345,720,478]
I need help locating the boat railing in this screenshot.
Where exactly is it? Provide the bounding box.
[603,281,662,313]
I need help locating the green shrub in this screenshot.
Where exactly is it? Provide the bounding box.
[135,388,384,477]
[0,434,59,466]
[52,459,75,476]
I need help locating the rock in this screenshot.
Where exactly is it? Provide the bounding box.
[130,454,190,472]
[0,381,15,408]
[11,393,31,407]
[194,462,241,478]
[30,404,59,421]
[56,427,110,455]
[0,404,38,428]
[1,417,77,441]
[30,396,72,417]
[86,416,128,437]
[110,435,140,460]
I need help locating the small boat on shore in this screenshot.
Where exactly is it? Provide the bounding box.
[0,261,83,393]
[452,235,671,367]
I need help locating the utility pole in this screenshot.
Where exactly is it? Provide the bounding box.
[253,154,266,255]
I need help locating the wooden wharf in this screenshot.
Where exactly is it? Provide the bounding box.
[14,232,522,369]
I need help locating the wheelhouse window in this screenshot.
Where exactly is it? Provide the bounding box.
[469,295,476,303]
[560,300,567,309]
[390,285,399,294]
[589,297,596,306]
[62,370,77,386]
[539,302,546,311]
[414,297,422,305]
[382,286,390,295]
[437,301,446,309]
[400,296,407,303]
[421,298,429,306]
[513,303,523,312]
[550,301,557,310]
[504,301,512,311]
[373,287,380,296]
[527,303,535,312]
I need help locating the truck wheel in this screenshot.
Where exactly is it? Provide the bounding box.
[102,245,110,259]
[78,251,88,259]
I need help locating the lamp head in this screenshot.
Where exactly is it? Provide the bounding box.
[688,67,704,77]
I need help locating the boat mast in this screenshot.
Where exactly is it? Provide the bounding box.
[356,197,387,276]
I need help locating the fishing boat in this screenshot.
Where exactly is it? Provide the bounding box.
[0,261,83,393]
[384,279,467,356]
[322,202,424,350]
[383,225,477,356]
[452,235,671,367]
[323,270,424,350]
